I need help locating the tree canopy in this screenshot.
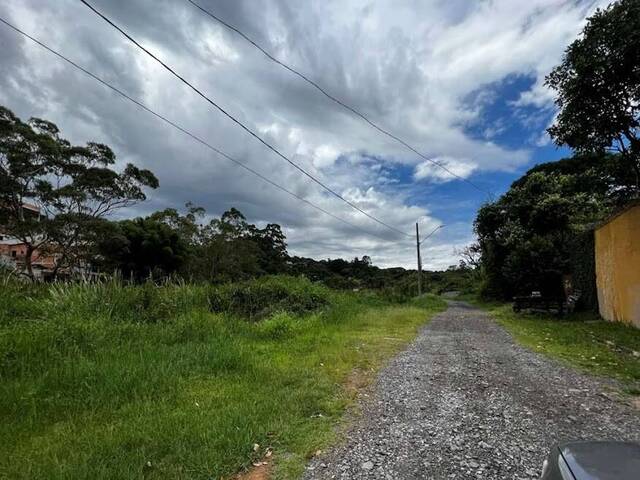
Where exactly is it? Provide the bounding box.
[0,106,158,278]
[97,217,187,281]
[476,0,640,301]
[546,0,640,189]
[474,153,633,300]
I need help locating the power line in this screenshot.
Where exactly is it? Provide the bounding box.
[0,16,394,243]
[78,0,412,238]
[418,224,445,245]
[185,0,491,195]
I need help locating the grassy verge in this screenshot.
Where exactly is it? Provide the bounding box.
[468,297,640,392]
[0,277,445,479]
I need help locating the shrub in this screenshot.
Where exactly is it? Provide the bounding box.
[376,286,413,304]
[209,275,331,320]
[256,312,299,339]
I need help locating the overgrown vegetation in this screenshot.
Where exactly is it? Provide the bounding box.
[208,275,331,320]
[473,300,640,391]
[0,275,446,479]
[95,203,476,295]
[475,153,635,301]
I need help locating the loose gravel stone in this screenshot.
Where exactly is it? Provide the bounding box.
[361,461,374,471]
[304,301,640,479]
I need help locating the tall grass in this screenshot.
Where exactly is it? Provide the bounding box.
[0,275,446,479]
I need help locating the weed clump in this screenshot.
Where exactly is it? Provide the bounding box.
[209,275,331,320]
[256,312,300,339]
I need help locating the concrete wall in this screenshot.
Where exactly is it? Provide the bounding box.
[595,204,640,328]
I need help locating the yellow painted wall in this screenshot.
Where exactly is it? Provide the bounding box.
[595,204,640,328]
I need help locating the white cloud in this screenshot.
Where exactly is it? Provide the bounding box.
[0,0,604,268]
[512,78,557,109]
[312,144,340,169]
[414,157,477,183]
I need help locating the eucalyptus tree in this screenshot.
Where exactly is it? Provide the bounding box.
[0,106,158,279]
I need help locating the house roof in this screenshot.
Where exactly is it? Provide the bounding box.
[0,237,26,246]
[22,203,40,212]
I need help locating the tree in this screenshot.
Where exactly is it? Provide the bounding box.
[148,202,206,277]
[0,106,158,279]
[141,205,291,282]
[251,223,288,274]
[97,217,187,280]
[200,208,261,281]
[474,153,631,300]
[456,244,481,270]
[149,202,205,246]
[546,0,640,189]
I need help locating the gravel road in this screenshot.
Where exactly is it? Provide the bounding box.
[303,301,640,479]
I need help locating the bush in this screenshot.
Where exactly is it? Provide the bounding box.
[376,286,413,304]
[209,275,331,320]
[256,312,300,339]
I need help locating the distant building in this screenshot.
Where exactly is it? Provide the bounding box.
[0,238,62,280]
[594,200,640,328]
[0,204,63,280]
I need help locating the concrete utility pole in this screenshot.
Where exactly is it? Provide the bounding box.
[416,222,422,296]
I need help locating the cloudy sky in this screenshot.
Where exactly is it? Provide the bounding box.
[0,0,605,269]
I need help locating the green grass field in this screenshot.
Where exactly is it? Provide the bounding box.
[476,300,640,392]
[0,276,445,479]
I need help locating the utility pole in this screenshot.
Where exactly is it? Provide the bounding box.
[416,223,445,297]
[416,222,422,296]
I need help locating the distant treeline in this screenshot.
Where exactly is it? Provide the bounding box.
[0,104,473,294]
[97,203,475,296]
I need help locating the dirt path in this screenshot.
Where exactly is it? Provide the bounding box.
[303,301,640,479]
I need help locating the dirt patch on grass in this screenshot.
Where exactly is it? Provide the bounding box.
[234,460,271,480]
[344,368,371,399]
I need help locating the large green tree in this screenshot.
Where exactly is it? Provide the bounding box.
[546,0,640,189]
[138,205,290,282]
[475,153,633,300]
[97,216,187,280]
[198,208,263,282]
[0,106,158,279]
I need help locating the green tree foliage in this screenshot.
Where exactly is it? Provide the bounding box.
[0,106,158,279]
[94,203,474,294]
[99,205,290,283]
[546,0,640,189]
[251,222,288,274]
[198,208,262,282]
[97,217,187,281]
[475,154,634,300]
